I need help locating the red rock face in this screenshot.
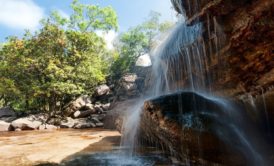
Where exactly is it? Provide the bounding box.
[171,0,274,97]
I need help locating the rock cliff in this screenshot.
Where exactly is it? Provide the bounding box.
[171,0,274,97]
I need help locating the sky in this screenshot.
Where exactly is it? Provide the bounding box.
[0,0,177,46]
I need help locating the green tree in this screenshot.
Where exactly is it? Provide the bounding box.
[0,0,118,114]
[110,11,174,79]
[48,0,118,32]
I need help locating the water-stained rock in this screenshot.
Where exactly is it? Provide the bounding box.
[140,91,249,165]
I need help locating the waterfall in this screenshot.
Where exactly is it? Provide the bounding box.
[147,15,268,166]
[119,2,270,166]
[120,100,144,156]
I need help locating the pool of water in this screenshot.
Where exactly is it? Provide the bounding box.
[59,148,173,166]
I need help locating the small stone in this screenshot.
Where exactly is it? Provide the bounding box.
[15,128,22,132]
[95,122,104,127]
[39,124,57,130]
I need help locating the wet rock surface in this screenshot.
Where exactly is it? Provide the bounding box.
[140,91,253,165]
[170,0,274,102]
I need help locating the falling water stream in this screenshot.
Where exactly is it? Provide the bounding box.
[118,9,271,166]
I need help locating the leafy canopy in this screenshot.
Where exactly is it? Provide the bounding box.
[0,0,118,113]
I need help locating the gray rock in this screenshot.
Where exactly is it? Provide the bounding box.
[85,103,95,111]
[91,117,101,123]
[73,122,96,129]
[0,120,12,131]
[90,114,105,121]
[73,118,96,129]
[39,124,58,130]
[65,96,93,117]
[76,95,91,105]
[116,73,141,99]
[0,107,16,118]
[60,117,75,128]
[122,74,138,83]
[28,114,48,124]
[90,117,104,127]
[94,105,104,113]
[73,110,94,118]
[95,84,110,96]
[101,103,111,111]
[47,117,62,126]
[95,122,104,127]
[0,116,17,123]
[73,111,81,118]
[11,118,42,130]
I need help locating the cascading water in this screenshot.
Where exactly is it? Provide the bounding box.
[148,16,269,165]
[118,1,271,166]
[120,100,144,156]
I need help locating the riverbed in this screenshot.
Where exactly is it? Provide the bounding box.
[0,129,173,166]
[0,129,120,165]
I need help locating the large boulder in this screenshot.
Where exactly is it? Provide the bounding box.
[0,121,12,131]
[11,118,42,130]
[103,99,140,130]
[139,91,260,165]
[60,117,76,128]
[65,96,96,117]
[116,74,142,100]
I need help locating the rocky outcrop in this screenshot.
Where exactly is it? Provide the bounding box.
[103,99,141,130]
[166,0,274,140]
[64,96,95,116]
[137,1,274,164]
[139,91,263,165]
[60,116,104,129]
[115,74,141,100]
[171,0,274,97]
[95,84,111,96]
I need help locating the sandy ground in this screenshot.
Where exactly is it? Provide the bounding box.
[0,129,121,166]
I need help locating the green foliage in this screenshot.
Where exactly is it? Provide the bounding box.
[0,0,118,113]
[47,0,118,32]
[110,11,174,79]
